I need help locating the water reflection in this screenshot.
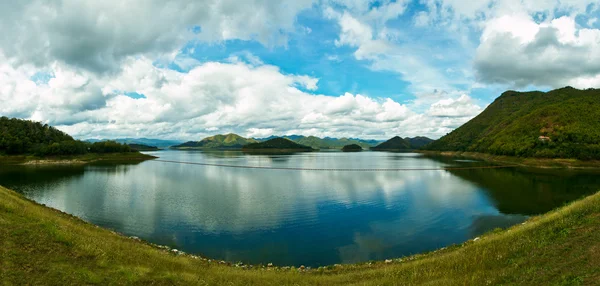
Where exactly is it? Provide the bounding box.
[1,151,599,266]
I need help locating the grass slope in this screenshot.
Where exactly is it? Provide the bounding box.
[425,87,600,160]
[1,185,599,285]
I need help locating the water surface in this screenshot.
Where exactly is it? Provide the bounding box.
[1,151,598,266]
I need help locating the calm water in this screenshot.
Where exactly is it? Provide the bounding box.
[1,151,599,267]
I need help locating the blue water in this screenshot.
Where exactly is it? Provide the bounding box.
[1,150,598,266]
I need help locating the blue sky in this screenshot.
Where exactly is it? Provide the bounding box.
[1,0,599,140]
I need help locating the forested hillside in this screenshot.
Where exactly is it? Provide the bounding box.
[0,117,133,156]
[424,87,600,160]
[173,134,257,149]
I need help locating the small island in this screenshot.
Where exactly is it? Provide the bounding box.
[128,144,160,151]
[342,144,363,152]
[241,137,314,152]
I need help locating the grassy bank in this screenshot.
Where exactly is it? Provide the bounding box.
[1,186,599,285]
[420,151,600,169]
[0,153,157,165]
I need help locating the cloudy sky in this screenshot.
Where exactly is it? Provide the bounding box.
[1,0,599,140]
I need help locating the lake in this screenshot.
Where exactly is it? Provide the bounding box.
[1,150,599,267]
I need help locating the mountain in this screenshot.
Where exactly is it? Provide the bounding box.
[371,136,412,151]
[86,138,183,148]
[128,144,160,151]
[173,134,257,149]
[255,135,381,149]
[424,87,600,160]
[242,137,313,151]
[342,144,363,152]
[406,136,434,148]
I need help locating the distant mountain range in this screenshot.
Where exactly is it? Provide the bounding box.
[86,134,434,151]
[172,134,258,149]
[85,138,183,148]
[423,87,600,160]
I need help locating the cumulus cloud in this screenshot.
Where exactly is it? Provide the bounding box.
[427,94,483,118]
[1,52,476,140]
[0,0,315,73]
[475,15,600,88]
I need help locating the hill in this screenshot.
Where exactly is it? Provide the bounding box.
[242,137,313,152]
[424,87,600,160]
[173,134,257,150]
[406,136,434,148]
[342,144,363,152]
[0,117,150,160]
[371,136,412,151]
[1,184,599,284]
[127,144,160,151]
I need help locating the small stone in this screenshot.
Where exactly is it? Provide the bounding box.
[299,265,306,270]
[385,259,393,264]
[129,236,140,241]
[171,249,178,253]
[267,263,273,267]
[473,237,480,242]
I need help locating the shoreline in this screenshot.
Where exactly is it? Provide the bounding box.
[418,150,600,169]
[0,153,157,166]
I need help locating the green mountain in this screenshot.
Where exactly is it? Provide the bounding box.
[242,137,313,151]
[342,144,363,152]
[371,136,412,151]
[424,87,600,160]
[257,135,379,149]
[173,134,257,149]
[406,137,434,148]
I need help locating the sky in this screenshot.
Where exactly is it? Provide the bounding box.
[1,0,599,140]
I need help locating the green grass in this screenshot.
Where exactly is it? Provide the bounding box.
[0,153,156,165]
[1,185,599,285]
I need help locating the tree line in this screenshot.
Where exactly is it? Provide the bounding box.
[0,117,133,156]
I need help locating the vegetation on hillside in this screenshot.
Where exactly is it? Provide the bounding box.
[242,138,313,151]
[424,87,600,160]
[406,136,434,148]
[371,136,412,151]
[173,133,257,149]
[0,117,135,156]
[1,185,599,285]
[341,144,363,152]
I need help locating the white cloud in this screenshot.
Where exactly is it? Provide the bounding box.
[475,15,600,88]
[0,0,315,73]
[427,94,483,118]
[1,52,478,140]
